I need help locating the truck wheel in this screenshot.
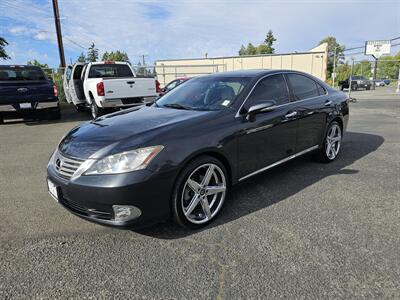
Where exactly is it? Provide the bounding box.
[0,113,4,124]
[90,100,103,119]
[351,84,358,91]
[74,104,85,112]
[366,86,371,90]
[339,85,344,91]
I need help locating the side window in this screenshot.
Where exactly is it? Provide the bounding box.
[65,66,72,81]
[316,82,326,95]
[166,80,178,90]
[287,74,319,100]
[246,74,289,106]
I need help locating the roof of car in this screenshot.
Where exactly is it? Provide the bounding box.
[200,69,308,78]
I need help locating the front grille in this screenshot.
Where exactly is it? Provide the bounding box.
[121,97,144,105]
[55,152,84,180]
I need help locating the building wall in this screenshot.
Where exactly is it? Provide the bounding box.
[155,43,328,86]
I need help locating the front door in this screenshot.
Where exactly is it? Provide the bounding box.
[237,74,298,179]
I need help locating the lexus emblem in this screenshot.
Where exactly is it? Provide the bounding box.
[55,158,62,169]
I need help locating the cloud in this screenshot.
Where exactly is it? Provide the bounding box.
[1,0,399,67]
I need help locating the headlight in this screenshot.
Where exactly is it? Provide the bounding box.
[84,145,164,175]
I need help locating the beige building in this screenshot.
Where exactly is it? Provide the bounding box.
[155,43,328,86]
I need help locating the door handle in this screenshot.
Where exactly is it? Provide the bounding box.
[325,100,333,106]
[285,111,298,118]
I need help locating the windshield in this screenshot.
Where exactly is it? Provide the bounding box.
[0,66,46,81]
[156,76,250,111]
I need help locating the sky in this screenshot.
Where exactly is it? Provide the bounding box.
[0,0,399,68]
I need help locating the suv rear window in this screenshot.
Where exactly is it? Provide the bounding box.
[0,66,46,81]
[88,64,133,78]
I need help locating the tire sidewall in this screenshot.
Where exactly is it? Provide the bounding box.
[172,155,228,229]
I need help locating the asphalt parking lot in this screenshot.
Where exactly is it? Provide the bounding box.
[1,86,399,299]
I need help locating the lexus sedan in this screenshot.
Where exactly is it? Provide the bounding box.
[47,70,349,229]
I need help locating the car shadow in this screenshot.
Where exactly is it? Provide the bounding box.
[136,131,384,239]
[1,105,91,126]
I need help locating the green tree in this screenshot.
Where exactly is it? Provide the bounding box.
[353,60,372,78]
[336,63,351,82]
[262,30,276,54]
[377,52,400,79]
[102,50,130,62]
[77,52,86,63]
[0,37,10,60]
[238,29,276,55]
[318,36,345,78]
[87,43,99,62]
[246,43,257,55]
[238,45,247,56]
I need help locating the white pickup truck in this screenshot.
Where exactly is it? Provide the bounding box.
[63,61,158,118]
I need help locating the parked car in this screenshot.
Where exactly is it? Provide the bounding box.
[383,79,391,85]
[63,61,158,119]
[159,77,190,96]
[339,76,371,91]
[0,65,60,123]
[374,79,386,87]
[47,70,349,229]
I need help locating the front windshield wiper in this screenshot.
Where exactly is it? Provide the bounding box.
[163,103,193,110]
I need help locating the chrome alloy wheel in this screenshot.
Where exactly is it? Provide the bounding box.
[325,124,342,160]
[181,163,227,224]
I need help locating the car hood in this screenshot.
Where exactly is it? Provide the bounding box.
[58,106,209,159]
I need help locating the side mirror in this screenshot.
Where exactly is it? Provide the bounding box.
[246,100,277,121]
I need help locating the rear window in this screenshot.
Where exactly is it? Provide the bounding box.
[0,66,46,81]
[88,64,133,78]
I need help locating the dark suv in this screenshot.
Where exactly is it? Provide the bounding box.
[339,76,371,91]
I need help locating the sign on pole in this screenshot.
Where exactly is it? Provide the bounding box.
[365,40,391,58]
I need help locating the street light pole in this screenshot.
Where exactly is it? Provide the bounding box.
[333,47,337,88]
[52,0,65,68]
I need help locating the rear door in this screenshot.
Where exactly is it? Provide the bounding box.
[237,74,298,179]
[68,64,84,103]
[63,65,72,103]
[285,73,328,152]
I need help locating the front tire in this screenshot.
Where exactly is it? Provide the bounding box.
[0,113,4,124]
[315,121,342,163]
[351,84,358,91]
[172,156,228,229]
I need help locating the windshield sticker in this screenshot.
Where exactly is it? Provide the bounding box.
[222,100,230,106]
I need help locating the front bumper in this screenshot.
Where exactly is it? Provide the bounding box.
[0,100,59,112]
[47,164,175,228]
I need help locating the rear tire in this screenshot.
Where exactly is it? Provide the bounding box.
[351,84,358,91]
[74,104,85,112]
[0,113,4,124]
[315,121,342,163]
[90,99,103,119]
[339,85,344,91]
[172,155,229,229]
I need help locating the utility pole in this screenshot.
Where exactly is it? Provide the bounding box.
[332,47,337,88]
[141,54,148,66]
[52,0,66,68]
[372,56,378,90]
[348,58,355,100]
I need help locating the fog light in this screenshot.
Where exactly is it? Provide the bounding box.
[112,205,141,222]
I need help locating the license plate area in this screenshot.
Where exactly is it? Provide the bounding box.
[20,103,31,109]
